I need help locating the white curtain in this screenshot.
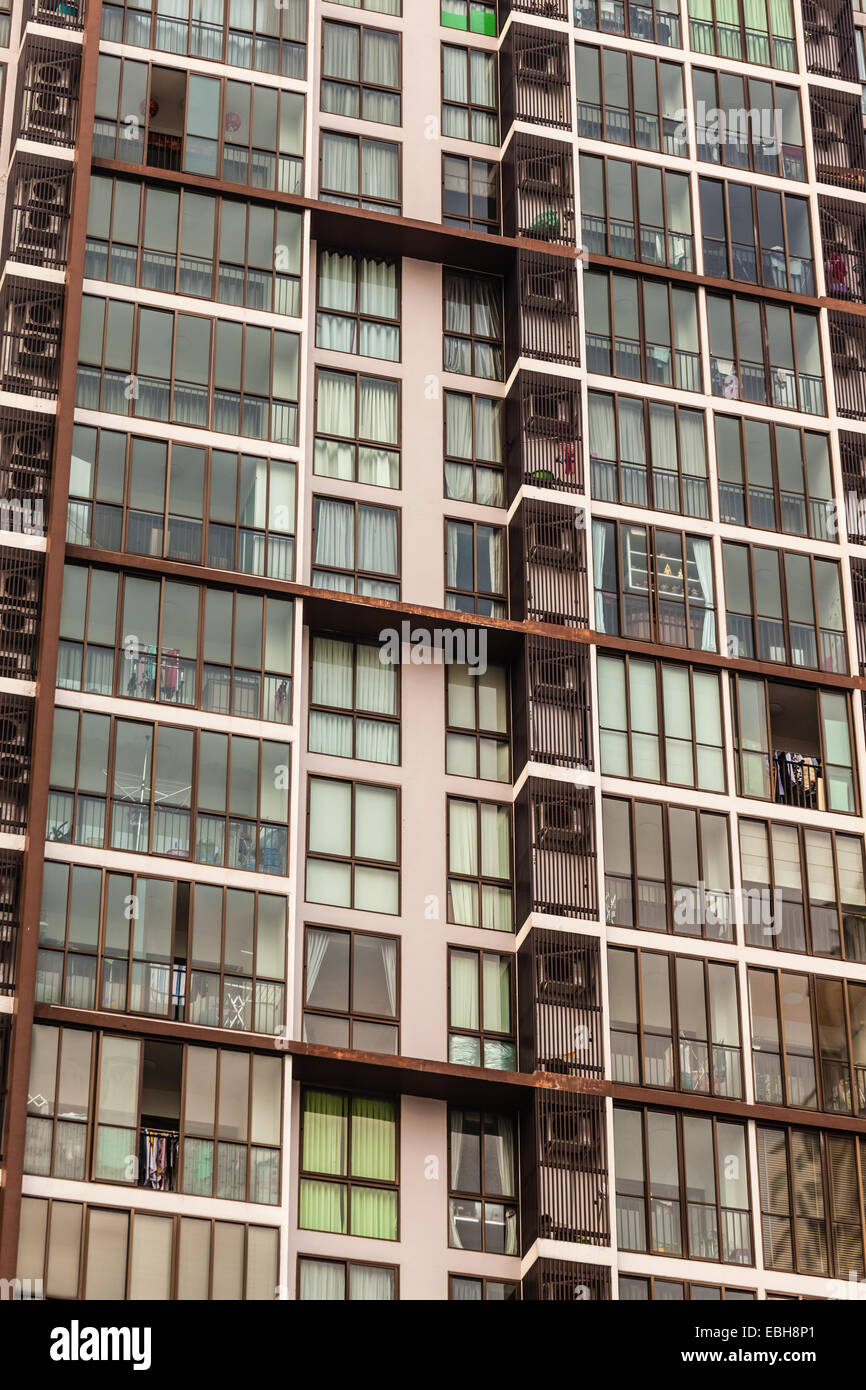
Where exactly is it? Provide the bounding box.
[364,30,398,87]
[445,273,471,335]
[314,499,354,570]
[692,537,716,650]
[592,518,608,632]
[619,397,648,505]
[480,803,509,878]
[470,49,495,107]
[314,439,355,480]
[356,644,396,714]
[323,21,359,80]
[449,801,478,876]
[322,133,359,197]
[362,141,399,203]
[379,938,397,1019]
[349,1264,394,1300]
[298,1260,344,1301]
[317,370,355,436]
[473,277,502,341]
[361,259,397,317]
[304,928,331,1004]
[359,376,397,444]
[445,392,473,459]
[450,950,479,1030]
[318,252,355,312]
[311,637,353,708]
[475,398,502,462]
[442,45,468,104]
[358,505,397,575]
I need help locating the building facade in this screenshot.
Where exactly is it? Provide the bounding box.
[0,0,864,1302]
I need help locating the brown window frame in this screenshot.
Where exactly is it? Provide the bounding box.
[301,922,401,1053]
[297,1253,399,1299]
[713,414,835,541]
[442,152,501,235]
[307,631,401,766]
[305,773,402,914]
[298,1085,400,1242]
[584,267,701,391]
[609,944,744,1100]
[686,0,797,72]
[313,365,401,490]
[575,0,682,47]
[99,0,308,77]
[447,1272,521,1299]
[442,388,505,507]
[318,129,402,213]
[579,152,694,272]
[440,41,499,145]
[575,44,687,157]
[442,267,504,382]
[738,815,866,962]
[444,658,510,783]
[311,493,401,597]
[722,540,847,674]
[756,1123,866,1279]
[698,176,813,295]
[618,1273,757,1300]
[594,518,717,653]
[444,516,507,617]
[320,17,402,126]
[315,247,402,362]
[447,1106,519,1254]
[446,793,514,932]
[447,944,516,1070]
[706,291,826,416]
[692,68,805,181]
[588,389,709,518]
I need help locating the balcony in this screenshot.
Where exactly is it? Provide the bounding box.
[513,633,591,771]
[500,23,572,131]
[522,1256,611,1300]
[501,0,569,18]
[521,1091,609,1248]
[3,158,73,271]
[14,38,81,150]
[506,370,581,496]
[0,284,64,399]
[0,853,22,996]
[0,408,52,537]
[28,0,86,29]
[518,926,602,1076]
[0,697,33,835]
[852,559,866,675]
[508,250,580,367]
[829,311,866,420]
[810,90,866,192]
[842,430,866,543]
[819,196,866,304]
[803,0,858,81]
[0,547,41,682]
[503,133,575,248]
[515,777,597,919]
[509,498,588,627]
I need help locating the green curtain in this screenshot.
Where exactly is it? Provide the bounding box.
[350,1184,397,1239]
[350,1096,396,1181]
[302,1090,348,1175]
[299,1178,347,1234]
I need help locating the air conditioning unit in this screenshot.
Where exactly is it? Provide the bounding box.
[26,61,74,137]
[4,427,52,496]
[535,796,582,849]
[537,945,591,1004]
[542,1108,599,1165]
[16,176,67,255]
[526,514,576,561]
[525,389,575,437]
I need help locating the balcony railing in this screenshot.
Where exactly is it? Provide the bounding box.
[852,558,866,675]
[520,633,591,771]
[0,698,34,834]
[501,24,572,131]
[0,547,41,682]
[0,407,51,537]
[0,853,21,996]
[509,498,588,627]
[29,0,86,29]
[0,285,64,399]
[820,197,866,305]
[15,40,81,149]
[811,90,866,191]
[772,750,824,811]
[506,370,581,496]
[803,0,858,81]
[504,133,575,248]
[522,1256,611,1301]
[523,1092,609,1250]
[4,159,73,271]
[508,250,580,367]
[518,927,602,1076]
[515,778,597,919]
[830,311,866,420]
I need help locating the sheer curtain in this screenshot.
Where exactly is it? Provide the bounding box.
[451,950,480,1031]
[649,403,678,512]
[589,392,617,501]
[358,505,397,575]
[321,133,359,197]
[364,30,398,88]
[315,371,356,479]
[349,1264,394,1300]
[446,392,473,458]
[359,260,399,360]
[678,408,709,517]
[691,537,717,650]
[359,377,397,444]
[316,252,357,353]
[619,396,647,505]
[449,800,478,924]
[362,141,399,204]
[314,499,354,570]
[356,644,396,714]
[323,21,359,81]
[592,518,608,632]
[476,398,502,461]
[298,1260,344,1300]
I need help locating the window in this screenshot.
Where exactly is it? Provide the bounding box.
[739,818,866,960]
[85,176,303,317]
[93,58,305,193]
[443,390,504,505]
[614,1106,752,1263]
[77,296,300,444]
[67,428,296,580]
[598,654,725,791]
[579,154,693,271]
[619,1276,755,1300]
[315,368,399,488]
[445,519,506,616]
[584,270,700,390]
[730,675,856,813]
[707,294,825,415]
[0,5,9,46]
[446,662,509,781]
[58,564,294,723]
[449,1274,519,1299]
[575,0,681,47]
[443,269,503,380]
[303,925,399,1053]
[723,542,846,673]
[609,947,742,1098]
[757,1126,865,1278]
[298,1257,396,1300]
[306,775,400,914]
[25,1026,282,1204]
[575,45,687,156]
[442,1,497,35]
[593,520,716,652]
[715,416,834,541]
[334,0,401,10]
[692,68,804,180]
[441,43,498,144]
[443,155,500,234]
[687,0,795,70]
[309,635,399,765]
[37,863,287,1033]
[602,794,732,939]
[449,947,515,1069]
[699,179,813,295]
[316,250,400,361]
[447,796,513,931]
[589,392,708,517]
[449,1109,518,1252]
[749,967,866,1116]
[312,497,400,598]
[48,710,290,873]
[101,0,308,79]
[320,131,401,214]
[17,1197,279,1300]
[321,20,401,125]
[299,1088,398,1239]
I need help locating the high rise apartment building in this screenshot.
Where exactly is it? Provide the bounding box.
[0,0,865,1304]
